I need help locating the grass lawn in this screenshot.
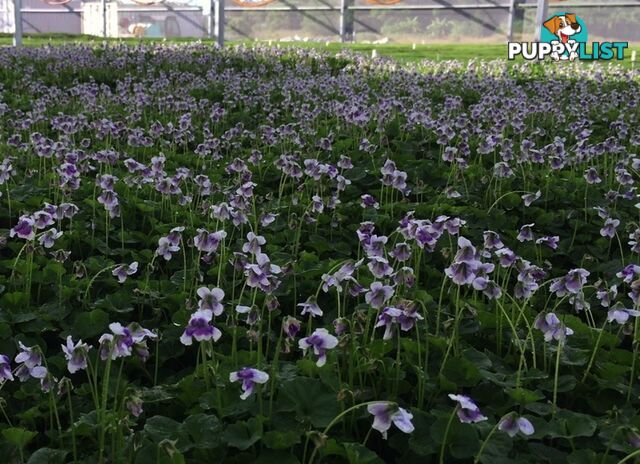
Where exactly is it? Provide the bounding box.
[0,33,638,66]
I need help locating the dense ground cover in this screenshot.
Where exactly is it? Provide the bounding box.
[0,44,640,463]
[2,35,639,64]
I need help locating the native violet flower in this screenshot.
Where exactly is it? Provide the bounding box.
[196,287,225,316]
[299,328,339,367]
[550,268,590,297]
[0,355,13,382]
[364,235,388,258]
[10,215,35,240]
[229,367,269,400]
[193,229,227,255]
[629,229,640,254]
[180,310,222,345]
[365,281,394,309]
[33,210,54,229]
[596,284,617,307]
[283,316,301,340]
[61,336,91,374]
[517,223,535,242]
[534,313,573,342]
[156,237,180,261]
[242,232,266,255]
[298,297,323,318]
[360,194,379,209]
[126,395,144,418]
[448,394,488,423]
[495,248,517,268]
[600,218,620,238]
[15,342,47,382]
[617,264,640,284]
[390,242,412,262]
[38,228,63,249]
[498,413,535,437]
[483,231,504,251]
[368,257,393,278]
[367,402,414,439]
[584,167,602,184]
[521,190,541,207]
[99,322,156,360]
[535,236,559,250]
[607,303,640,325]
[112,262,138,283]
[397,301,424,331]
[376,307,403,340]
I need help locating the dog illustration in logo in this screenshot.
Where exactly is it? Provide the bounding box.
[543,13,582,61]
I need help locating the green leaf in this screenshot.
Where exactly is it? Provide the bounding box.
[72,309,109,339]
[567,449,598,464]
[26,448,68,464]
[280,377,340,427]
[144,416,190,451]
[548,410,597,439]
[183,413,221,449]
[254,450,301,464]
[343,443,385,464]
[505,388,545,405]
[262,430,301,450]
[222,417,263,450]
[477,432,513,464]
[2,427,37,448]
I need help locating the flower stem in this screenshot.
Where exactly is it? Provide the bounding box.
[474,421,500,464]
[552,340,563,417]
[439,406,458,464]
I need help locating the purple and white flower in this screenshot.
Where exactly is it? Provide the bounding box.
[365,282,395,309]
[600,218,620,239]
[112,262,138,283]
[367,402,415,439]
[61,336,91,374]
[498,413,535,437]
[607,304,640,325]
[298,297,323,318]
[0,355,14,382]
[229,367,269,400]
[299,328,339,367]
[534,313,573,342]
[10,215,35,240]
[448,394,488,423]
[196,287,225,316]
[180,310,222,345]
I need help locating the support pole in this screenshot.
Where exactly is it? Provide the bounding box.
[534,0,548,41]
[101,0,107,37]
[214,0,224,46]
[506,0,517,42]
[339,0,354,42]
[206,0,213,39]
[13,0,22,46]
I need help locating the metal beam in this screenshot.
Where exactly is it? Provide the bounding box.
[339,0,354,42]
[101,0,107,37]
[214,0,224,46]
[224,3,512,11]
[534,0,548,41]
[507,0,517,42]
[520,1,640,7]
[13,0,22,46]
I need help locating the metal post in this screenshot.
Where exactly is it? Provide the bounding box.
[339,0,352,42]
[214,0,224,46]
[13,0,22,46]
[101,0,107,37]
[534,0,548,41]
[506,0,517,42]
